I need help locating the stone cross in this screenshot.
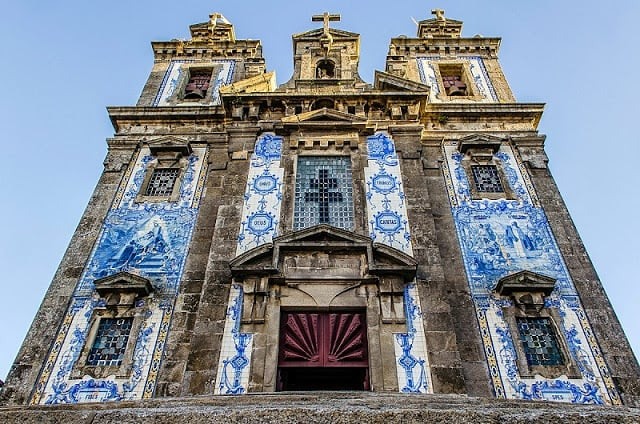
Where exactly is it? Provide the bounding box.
[312,12,341,35]
[304,169,343,223]
[431,9,445,21]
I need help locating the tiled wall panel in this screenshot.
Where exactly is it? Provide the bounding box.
[441,141,620,404]
[32,146,208,404]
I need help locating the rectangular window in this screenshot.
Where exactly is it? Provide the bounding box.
[145,168,180,197]
[86,318,133,366]
[294,157,354,231]
[516,317,564,366]
[184,68,212,100]
[471,165,504,193]
[438,63,468,96]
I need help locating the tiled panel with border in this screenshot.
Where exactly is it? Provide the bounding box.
[31,146,208,404]
[441,140,621,404]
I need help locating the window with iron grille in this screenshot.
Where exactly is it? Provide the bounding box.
[471,165,504,193]
[294,157,354,231]
[145,168,180,197]
[86,318,133,366]
[516,317,564,366]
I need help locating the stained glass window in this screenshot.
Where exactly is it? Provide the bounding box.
[145,168,180,197]
[471,165,504,193]
[86,318,133,366]
[517,317,564,366]
[294,157,353,230]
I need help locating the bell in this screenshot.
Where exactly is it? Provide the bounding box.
[184,89,206,99]
[447,85,467,96]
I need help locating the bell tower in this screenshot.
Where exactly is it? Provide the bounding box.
[280,13,368,92]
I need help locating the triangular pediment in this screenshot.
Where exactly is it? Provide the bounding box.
[374,71,430,92]
[457,134,505,154]
[275,224,372,245]
[281,108,366,128]
[93,271,153,297]
[230,225,417,280]
[418,17,464,27]
[495,270,556,296]
[293,27,359,40]
[417,16,464,38]
[145,136,192,156]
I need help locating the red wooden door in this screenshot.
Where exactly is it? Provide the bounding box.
[278,312,368,368]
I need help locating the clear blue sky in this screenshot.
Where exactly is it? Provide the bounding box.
[1,0,638,381]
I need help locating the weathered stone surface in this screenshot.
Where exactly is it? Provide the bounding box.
[3,9,639,413]
[1,394,639,423]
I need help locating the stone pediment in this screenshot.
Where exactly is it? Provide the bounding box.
[417,15,464,38]
[495,270,557,297]
[457,134,505,155]
[374,71,430,92]
[418,17,464,27]
[495,270,557,314]
[93,271,153,308]
[144,136,192,156]
[230,225,417,280]
[281,108,366,129]
[93,271,154,297]
[293,27,359,40]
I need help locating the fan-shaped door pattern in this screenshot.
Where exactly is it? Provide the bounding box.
[279,312,368,367]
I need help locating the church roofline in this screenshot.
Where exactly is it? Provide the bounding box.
[388,35,502,56]
[292,27,360,40]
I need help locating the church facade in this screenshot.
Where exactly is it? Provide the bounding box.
[3,11,639,407]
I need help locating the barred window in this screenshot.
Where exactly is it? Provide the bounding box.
[86,318,133,366]
[294,157,354,231]
[516,317,564,366]
[471,165,504,193]
[145,168,180,197]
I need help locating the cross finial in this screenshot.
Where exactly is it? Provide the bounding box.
[431,9,445,21]
[312,12,341,36]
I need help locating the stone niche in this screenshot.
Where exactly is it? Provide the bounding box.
[229,225,417,392]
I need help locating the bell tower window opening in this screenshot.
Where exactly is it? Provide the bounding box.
[438,63,468,96]
[316,60,335,79]
[311,98,335,110]
[294,156,354,231]
[184,68,213,100]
